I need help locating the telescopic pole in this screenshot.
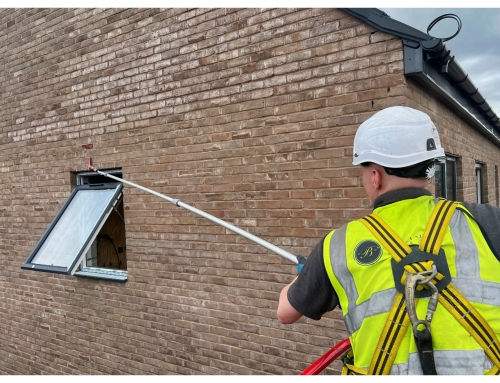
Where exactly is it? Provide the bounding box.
[88,163,299,265]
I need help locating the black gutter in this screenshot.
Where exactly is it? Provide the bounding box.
[342,8,429,44]
[342,8,500,147]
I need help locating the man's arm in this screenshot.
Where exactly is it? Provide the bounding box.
[276,237,339,324]
[277,276,303,324]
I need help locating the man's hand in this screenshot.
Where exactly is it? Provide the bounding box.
[297,255,306,273]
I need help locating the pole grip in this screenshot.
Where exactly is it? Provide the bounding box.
[297,255,306,273]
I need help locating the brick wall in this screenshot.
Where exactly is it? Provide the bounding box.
[1,8,498,375]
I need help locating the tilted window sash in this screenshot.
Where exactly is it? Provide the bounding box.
[22,182,123,275]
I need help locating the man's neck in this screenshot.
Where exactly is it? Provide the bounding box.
[373,187,432,210]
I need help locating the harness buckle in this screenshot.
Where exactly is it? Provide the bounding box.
[391,245,451,298]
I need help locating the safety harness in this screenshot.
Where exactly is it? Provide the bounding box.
[341,199,500,375]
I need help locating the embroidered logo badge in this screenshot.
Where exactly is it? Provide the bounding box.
[354,240,383,266]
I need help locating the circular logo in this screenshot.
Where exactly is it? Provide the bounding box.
[353,240,383,266]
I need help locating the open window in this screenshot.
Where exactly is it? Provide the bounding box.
[22,169,127,282]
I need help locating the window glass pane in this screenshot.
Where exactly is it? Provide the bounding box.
[495,166,499,206]
[434,162,445,198]
[31,188,117,267]
[446,159,456,200]
[476,166,483,204]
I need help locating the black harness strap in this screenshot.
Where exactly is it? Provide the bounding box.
[415,326,437,375]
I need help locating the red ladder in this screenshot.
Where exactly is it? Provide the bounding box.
[300,338,351,375]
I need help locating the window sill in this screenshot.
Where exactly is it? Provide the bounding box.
[74,267,127,282]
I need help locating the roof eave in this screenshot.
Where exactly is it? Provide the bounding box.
[343,8,500,148]
[404,44,500,146]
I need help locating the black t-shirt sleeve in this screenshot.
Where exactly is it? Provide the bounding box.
[286,236,339,320]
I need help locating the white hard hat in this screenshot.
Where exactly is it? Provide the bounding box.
[352,106,445,168]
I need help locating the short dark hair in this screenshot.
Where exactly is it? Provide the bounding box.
[360,160,435,179]
[384,160,434,179]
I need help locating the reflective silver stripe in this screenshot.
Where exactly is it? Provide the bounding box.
[391,350,492,375]
[450,210,480,278]
[329,225,397,334]
[450,210,500,305]
[346,288,397,334]
[453,279,500,306]
[328,225,359,334]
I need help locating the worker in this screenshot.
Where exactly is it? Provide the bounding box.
[277,106,500,375]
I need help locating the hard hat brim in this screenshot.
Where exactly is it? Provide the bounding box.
[352,148,445,168]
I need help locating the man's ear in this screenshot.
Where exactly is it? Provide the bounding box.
[372,166,383,190]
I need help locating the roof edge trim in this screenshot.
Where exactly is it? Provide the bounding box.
[341,8,429,43]
[404,45,500,147]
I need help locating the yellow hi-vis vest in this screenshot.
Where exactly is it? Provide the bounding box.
[324,195,500,375]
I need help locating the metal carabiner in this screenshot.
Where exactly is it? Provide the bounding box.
[416,264,439,323]
[418,264,438,286]
[423,274,439,323]
[404,264,439,336]
[405,272,425,335]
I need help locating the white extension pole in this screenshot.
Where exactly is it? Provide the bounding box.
[89,164,299,265]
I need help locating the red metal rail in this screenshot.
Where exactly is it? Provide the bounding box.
[300,338,351,375]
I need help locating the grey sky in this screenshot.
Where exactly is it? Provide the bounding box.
[380,8,500,117]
